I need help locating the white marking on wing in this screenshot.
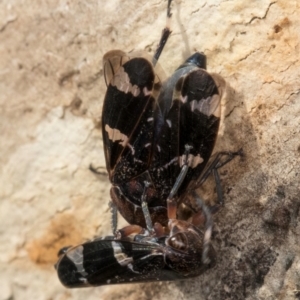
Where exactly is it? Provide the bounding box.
[134,158,144,164]
[127,143,135,155]
[180,153,204,168]
[190,94,220,117]
[105,124,129,147]
[143,87,152,96]
[180,95,188,103]
[111,67,141,96]
[127,263,140,274]
[112,241,133,267]
[166,119,172,128]
[66,246,88,277]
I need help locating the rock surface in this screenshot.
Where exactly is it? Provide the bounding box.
[0,0,299,299]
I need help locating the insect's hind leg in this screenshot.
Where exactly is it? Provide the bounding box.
[139,144,194,234]
[191,191,213,265]
[198,149,243,205]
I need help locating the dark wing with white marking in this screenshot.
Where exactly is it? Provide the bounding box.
[148,65,197,199]
[56,239,186,288]
[149,67,221,198]
[176,69,221,193]
[103,50,130,87]
[102,51,160,184]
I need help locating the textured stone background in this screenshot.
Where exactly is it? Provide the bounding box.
[0,0,299,299]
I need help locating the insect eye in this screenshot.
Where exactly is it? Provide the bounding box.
[167,232,188,251]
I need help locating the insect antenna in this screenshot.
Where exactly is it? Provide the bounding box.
[152,0,173,66]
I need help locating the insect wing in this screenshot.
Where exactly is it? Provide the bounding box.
[103,50,130,87]
[148,65,197,198]
[102,54,157,183]
[176,69,221,192]
[56,238,188,287]
[149,65,221,198]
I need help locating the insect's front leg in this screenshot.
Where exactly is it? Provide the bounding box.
[116,224,144,239]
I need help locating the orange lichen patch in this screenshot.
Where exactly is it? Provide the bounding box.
[26,213,83,266]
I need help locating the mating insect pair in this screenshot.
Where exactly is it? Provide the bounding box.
[55,0,241,287]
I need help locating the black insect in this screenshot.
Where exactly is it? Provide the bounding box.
[99,0,240,232]
[55,0,242,288]
[55,192,215,287]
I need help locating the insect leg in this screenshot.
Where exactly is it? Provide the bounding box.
[191,191,213,265]
[141,181,155,234]
[198,148,243,205]
[167,144,193,201]
[212,167,223,206]
[167,197,177,220]
[116,224,144,239]
[109,201,118,235]
[153,222,165,237]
